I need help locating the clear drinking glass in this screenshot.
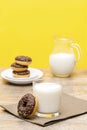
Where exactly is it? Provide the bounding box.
[49,38,81,77]
[33,80,62,118]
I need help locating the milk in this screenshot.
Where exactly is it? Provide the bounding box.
[49,53,76,76]
[33,82,62,113]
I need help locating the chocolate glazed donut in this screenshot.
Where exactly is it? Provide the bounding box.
[11,63,28,72]
[17,93,38,118]
[15,56,32,66]
[13,70,30,78]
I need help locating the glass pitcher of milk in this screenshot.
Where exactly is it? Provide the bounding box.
[49,38,81,77]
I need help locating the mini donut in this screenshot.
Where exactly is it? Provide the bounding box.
[11,63,28,72]
[15,56,32,66]
[17,93,38,118]
[13,70,30,78]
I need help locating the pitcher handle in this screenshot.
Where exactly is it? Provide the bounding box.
[71,43,81,62]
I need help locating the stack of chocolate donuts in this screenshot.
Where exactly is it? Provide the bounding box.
[11,56,32,78]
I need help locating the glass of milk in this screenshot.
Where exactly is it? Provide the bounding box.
[49,38,81,77]
[33,80,62,118]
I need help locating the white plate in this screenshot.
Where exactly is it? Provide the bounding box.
[1,68,43,85]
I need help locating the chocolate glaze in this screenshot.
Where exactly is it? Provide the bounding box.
[11,63,28,68]
[15,56,32,62]
[18,93,35,118]
[13,70,30,75]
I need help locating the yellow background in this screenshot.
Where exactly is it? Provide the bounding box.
[0,0,87,68]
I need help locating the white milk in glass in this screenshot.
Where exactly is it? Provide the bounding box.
[33,82,62,114]
[49,53,76,76]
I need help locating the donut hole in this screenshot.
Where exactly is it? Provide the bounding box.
[23,101,27,107]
